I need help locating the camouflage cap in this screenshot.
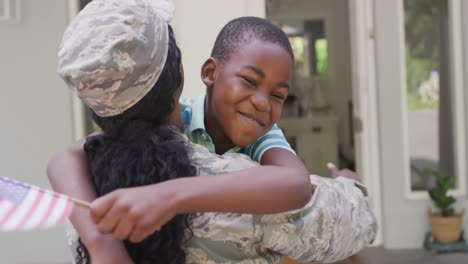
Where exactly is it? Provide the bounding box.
[58,0,174,117]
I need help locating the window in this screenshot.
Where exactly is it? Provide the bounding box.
[280,20,328,77]
[315,38,328,76]
[404,0,461,191]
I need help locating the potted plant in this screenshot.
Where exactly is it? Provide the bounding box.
[426,169,464,243]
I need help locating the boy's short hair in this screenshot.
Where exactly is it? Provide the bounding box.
[210,16,294,64]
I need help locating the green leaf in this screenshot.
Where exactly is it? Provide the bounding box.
[424,168,457,216]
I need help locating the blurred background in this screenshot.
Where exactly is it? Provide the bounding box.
[1,0,468,262]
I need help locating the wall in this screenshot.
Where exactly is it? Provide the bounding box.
[172,0,266,98]
[0,0,75,262]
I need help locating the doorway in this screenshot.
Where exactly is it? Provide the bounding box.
[266,0,383,245]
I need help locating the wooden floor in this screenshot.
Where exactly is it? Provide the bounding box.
[279,247,468,264]
[279,255,362,264]
[359,247,468,264]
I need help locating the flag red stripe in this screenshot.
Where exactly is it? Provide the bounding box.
[57,198,74,224]
[37,194,59,228]
[14,190,45,230]
[0,202,18,227]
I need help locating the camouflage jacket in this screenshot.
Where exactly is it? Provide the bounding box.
[67,141,377,264]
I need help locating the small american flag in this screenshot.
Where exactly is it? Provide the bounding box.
[0,176,81,231]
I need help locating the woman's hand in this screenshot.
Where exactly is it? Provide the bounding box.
[89,182,179,243]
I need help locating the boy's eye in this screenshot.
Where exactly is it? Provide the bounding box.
[271,94,286,101]
[242,76,257,87]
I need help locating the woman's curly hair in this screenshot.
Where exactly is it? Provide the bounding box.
[75,25,196,264]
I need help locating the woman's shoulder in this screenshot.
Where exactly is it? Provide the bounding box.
[188,142,258,176]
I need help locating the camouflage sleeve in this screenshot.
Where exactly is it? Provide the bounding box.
[254,175,377,263]
[189,142,377,262]
[189,142,259,175]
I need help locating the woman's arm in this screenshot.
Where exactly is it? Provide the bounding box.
[52,137,311,245]
[47,140,133,264]
[90,162,312,243]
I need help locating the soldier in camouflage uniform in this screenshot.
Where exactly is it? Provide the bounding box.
[58,0,377,263]
[67,141,376,263]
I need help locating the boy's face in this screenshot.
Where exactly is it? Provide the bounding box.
[204,41,293,147]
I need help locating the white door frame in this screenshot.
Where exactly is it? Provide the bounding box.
[349,0,383,246]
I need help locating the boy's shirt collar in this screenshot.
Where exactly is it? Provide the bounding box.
[180,94,217,154]
[183,94,206,134]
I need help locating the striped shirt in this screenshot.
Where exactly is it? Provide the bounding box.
[180,94,295,162]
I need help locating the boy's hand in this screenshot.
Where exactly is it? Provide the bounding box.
[90,183,178,243]
[327,162,360,181]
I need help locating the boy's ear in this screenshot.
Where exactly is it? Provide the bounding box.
[201,58,216,88]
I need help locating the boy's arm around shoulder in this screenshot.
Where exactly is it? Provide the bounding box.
[47,138,133,264]
[171,142,313,214]
[250,123,312,208]
[260,146,308,172]
[260,147,312,204]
